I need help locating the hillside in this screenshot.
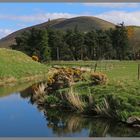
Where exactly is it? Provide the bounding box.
[0,48,48,85]
[0,16,115,48]
[0,16,140,48]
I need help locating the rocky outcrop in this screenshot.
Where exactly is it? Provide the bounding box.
[127,116,140,128]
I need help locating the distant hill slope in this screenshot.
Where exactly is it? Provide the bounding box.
[0,18,66,48]
[0,16,115,48]
[51,16,115,31]
[0,16,140,48]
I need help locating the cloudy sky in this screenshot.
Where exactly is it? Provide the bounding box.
[0,3,140,38]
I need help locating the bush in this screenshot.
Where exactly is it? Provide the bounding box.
[32,55,39,62]
[45,95,59,104]
[47,71,72,90]
[90,72,108,85]
[47,67,85,91]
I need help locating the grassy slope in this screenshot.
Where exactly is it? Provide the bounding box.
[52,16,115,31]
[0,48,48,85]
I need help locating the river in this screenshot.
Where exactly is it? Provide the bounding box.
[0,82,139,137]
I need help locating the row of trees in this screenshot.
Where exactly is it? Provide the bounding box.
[11,23,139,61]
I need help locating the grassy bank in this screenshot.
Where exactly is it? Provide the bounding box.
[1,52,139,126]
[0,48,49,86]
[28,66,140,127]
[60,82,140,121]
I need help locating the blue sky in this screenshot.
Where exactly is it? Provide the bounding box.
[0,3,140,38]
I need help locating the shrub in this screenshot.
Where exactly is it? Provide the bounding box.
[45,95,59,104]
[47,67,85,91]
[90,72,108,85]
[47,71,72,91]
[32,55,39,62]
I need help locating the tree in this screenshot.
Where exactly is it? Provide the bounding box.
[112,22,129,60]
[84,29,97,60]
[11,28,50,61]
[48,29,65,60]
[127,26,140,59]
[64,27,85,60]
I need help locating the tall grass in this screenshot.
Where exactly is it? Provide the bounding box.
[63,87,86,112]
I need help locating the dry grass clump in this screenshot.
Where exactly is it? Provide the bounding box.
[94,98,112,118]
[62,87,86,112]
[30,82,47,105]
[90,72,108,85]
[0,77,17,86]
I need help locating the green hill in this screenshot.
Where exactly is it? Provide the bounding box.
[0,16,115,48]
[0,16,140,48]
[0,48,48,86]
[51,16,115,31]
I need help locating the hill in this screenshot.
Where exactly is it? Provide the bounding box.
[0,16,140,48]
[0,16,115,48]
[0,48,48,85]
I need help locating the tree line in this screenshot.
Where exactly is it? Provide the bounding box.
[11,22,139,62]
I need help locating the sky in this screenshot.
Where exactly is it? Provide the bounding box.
[0,3,140,38]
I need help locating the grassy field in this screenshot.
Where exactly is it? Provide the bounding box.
[48,60,140,81]
[0,48,49,85]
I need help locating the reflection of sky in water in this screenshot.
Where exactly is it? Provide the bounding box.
[0,93,90,137]
[0,93,54,137]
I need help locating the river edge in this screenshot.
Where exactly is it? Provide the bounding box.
[0,68,140,129]
[0,73,48,87]
[26,81,140,129]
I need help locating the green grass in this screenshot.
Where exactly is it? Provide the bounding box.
[45,60,140,123]
[48,60,140,81]
[0,48,49,85]
[51,81,140,122]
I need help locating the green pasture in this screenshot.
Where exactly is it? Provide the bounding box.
[47,60,140,81]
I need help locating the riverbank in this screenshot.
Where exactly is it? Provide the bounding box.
[0,48,49,86]
[0,49,139,128]
[28,67,140,128]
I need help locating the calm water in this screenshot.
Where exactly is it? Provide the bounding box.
[0,82,139,137]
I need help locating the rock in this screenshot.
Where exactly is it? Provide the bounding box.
[133,124,140,128]
[127,116,140,126]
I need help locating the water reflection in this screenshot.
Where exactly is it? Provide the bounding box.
[43,110,139,137]
[19,83,140,137]
[0,82,139,137]
[0,81,38,98]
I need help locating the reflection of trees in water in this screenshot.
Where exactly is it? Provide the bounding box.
[45,112,140,137]
[19,82,140,137]
[108,122,140,137]
[45,111,85,136]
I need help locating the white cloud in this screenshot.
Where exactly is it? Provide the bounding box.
[0,13,77,23]
[95,11,140,25]
[0,11,140,26]
[0,29,14,38]
[84,3,140,8]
